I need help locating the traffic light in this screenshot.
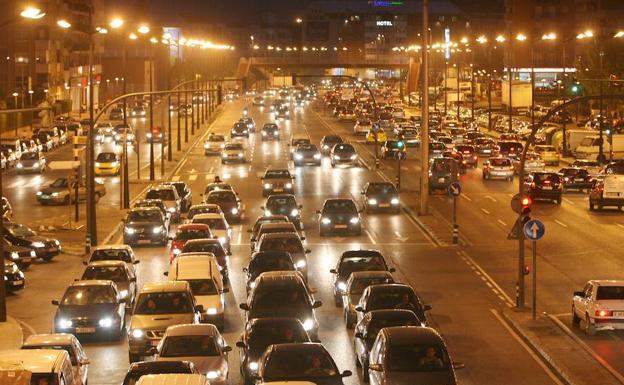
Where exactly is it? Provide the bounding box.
[520,196,531,225]
[397,139,405,149]
[570,82,583,96]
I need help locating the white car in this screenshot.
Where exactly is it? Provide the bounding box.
[573,280,624,335]
[353,119,372,135]
[191,213,232,252]
[22,333,90,385]
[221,142,246,164]
[155,324,231,384]
[204,134,226,155]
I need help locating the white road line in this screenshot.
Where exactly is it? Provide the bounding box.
[188,174,198,181]
[554,219,568,228]
[490,309,566,385]
[364,229,376,244]
[460,250,515,307]
[208,166,214,174]
[485,195,497,202]
[497,219,507,226]
[481,208,491,215]
[460,194,472,201]
[616,223,624,229]
[171,175,180,181]
[563,198,575,205]
[237,230,242,245]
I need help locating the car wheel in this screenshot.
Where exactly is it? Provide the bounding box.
[589,201,595,211]
[572,307,581,325]
[584,314,596,336]
[362,361,370,383]
[335,295,342,307]
[556,197,562,205]
[128,353,141,364]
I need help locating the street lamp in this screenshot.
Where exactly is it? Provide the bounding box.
[57,19,71,29]
[109,18,124,29]
[138,24,150,34]
[28,89,34,106]
[11,92,18,108]
[20,7,45,19]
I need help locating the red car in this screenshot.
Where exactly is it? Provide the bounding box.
[169,223,213,262]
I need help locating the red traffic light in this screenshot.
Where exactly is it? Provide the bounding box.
[521,197,531,207]
[523,265,531,275]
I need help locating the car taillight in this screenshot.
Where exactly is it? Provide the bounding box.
[564,177,569,182]
[596,310,613,317]
[531,182,536,188]
[473,156,477,160]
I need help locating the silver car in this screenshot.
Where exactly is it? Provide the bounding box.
[16,151,45,173]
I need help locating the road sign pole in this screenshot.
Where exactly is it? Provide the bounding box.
[452,195,458,244]
[397,153,402,191]
[532,240,537,320]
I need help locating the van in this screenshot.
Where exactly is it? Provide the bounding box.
[428,157,459,192]
[167,253,228,329]
[589,175,624,211]
[0,349,75,385]
[22,333,89,385]
[136,373,209,385]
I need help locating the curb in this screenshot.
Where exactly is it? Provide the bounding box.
[499,310,577,385]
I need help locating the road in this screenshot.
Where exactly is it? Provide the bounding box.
[5,97,567,385]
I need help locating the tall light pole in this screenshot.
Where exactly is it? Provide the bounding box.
[420,0,430,215]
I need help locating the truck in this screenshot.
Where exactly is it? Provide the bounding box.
[564,129,594,154]
[501,81,532,114]
[574,134,624,161]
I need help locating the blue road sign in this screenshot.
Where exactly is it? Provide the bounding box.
[524,219,545,241]
[448,182,461,197]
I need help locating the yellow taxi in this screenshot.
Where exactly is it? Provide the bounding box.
[95,152,121,176]
[366,128,388,143]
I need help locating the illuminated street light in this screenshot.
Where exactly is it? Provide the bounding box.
[495,35,506,43]
[129,32,138,40]
[57,19,71,29]
[109,18,124,29]
[20,7,45,19]
[150,37,158,44]
[476,35,487,44]
[96,27,108,34]
[615,31,624,38]
[460,37,468,44]
[541,32,557,40]
[137,25,150,34]
[515,33,527,41]
[577,30,594,39]
[295,17,303,24]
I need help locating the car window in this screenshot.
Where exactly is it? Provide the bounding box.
[82,266,127,282]
[338,255,387,277]
[265,170,291,179]
[96,153,117,162]
[367,184,397,195]
[596,286,624,300]
[260,237,303,253]
[6,224,35,237]
[187,279,219,296]
[209,135,225,142]
[267,196,296,208]
[127,210,162,223]
[182,242,225,257]
[160,335,220,357]
[225,143,244,150]
[490,158,511,167]
[368,289,422,312]
[176,228,211,241]
[193,217,227,230]
[134,292,193,314]
[333,144,355,152]
[323,200,356,213]
[91,249,131,263]
[62,285,116,305]
[533,173,560,183]
[20,152,38,161]
[51,179,69,188]
[263,348,337,378]
[388,344,450,372]
[146,189,175,201]
[207,191,237,203]
[247,323,308,349]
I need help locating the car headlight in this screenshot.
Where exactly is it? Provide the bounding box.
[368,198,378,205]
[296,260,306,269]
[321,217,331,225]
[131,329,144,338]
[32,242,45,248]
[173,248,181,256]
[51,192,59,197]
[264,209,272,216]
[206,371,221,380]
[10,252,19,260]
[168,207,177,213]
[54,240,60,246]
[222,153,228,158]
[32,162,40,168]
[218,236,227,245]
[248,361,259,371]
[323,145,329,149]
[303,319,314,331]
[391,198,400,205]
[220,144,225,149]
[125,227,136,235]
[207,307,218,315]
[119,289,128,298]
[238,153,244,158]
[263,183,271,189]
[141,111,145,116]
[350,154,357,160]
[11,263,18,273]
[337,282,347,292]
[36,191,42,196]
[16,163,23,168]
[243,130,248,134]
[290,209,299,217]
[152,226,163,234]
[204,143,210,149]
[249,281,256,289]
[58,319,73,329]
[294,154,303,160]
[262,131,267,136]
[285,183,293,189]
[231,208,239,215]
[99,318,113,327]
[333,155,340,160]
[313,153,321,160]
[350,217,360,224]
[273,131,279,136]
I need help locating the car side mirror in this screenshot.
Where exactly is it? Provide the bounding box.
[246,229,252,233]
[121,218,126,223]
[298,205,303,209]
[313,300,322,308]
[389,268,396,273]
[355,306,364,312]
[82,261,88,266]
[239,303,250,311]
[315,210,321,214]
[221,288,230,293]
[148,346,158,355]
[300,236,306,241]
[573,291,585,298]
[305,249,311,254]
[369,364,383,372]
[329,269,337,274]
[341,370,352,378]
[452,362,465,370]
[79,358,90,366]
[163,272,169,276]
[236,341,246,348]
[260,206,265,210]
[223,346,232,353]
[355,332,365,339]
[130,277,137,282]
[133,260,140,264]
[482,163,487,167]
[424,304,433,311]
[51,300,59,306]
[195,305,204,313]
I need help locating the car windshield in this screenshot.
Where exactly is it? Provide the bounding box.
[6,224,35,237]
[367,184,397,195]
[160,335,220,357]
[225,143,243,150]
[176,228,211,241]
[456,146,474,153]
[188,206,220,218]
[333,144,355,153]
[247,323,308,350]
[207,192,236,203]
[187,279,219,296]
[324,200,356,213]
[249,255,295,278]
[350,276,394,295]
[324,135,342,143]
[135,292,193,314]
[209,135,225,142]
[388,344,450,372]
[263,348,338,379]
[338,255,387,277]
[499,142,523,152]
[265,170,291,179]
[253,218,288,234]
[50,178,69,188]
[534,173,560,183]
[385,141,400,149]
[253,287,311,311]
[490,158,512,167]
[432,159,454,173]
[20,152,38,161]
[182,242,225,257]
[369,289,422,312]
[82,266,127,282]
[357,120,371,125]
[596,286,624,300]
[562,168,588,177]
[193,217,227,230]
[96,153,117,162]
[146,189,175,200]
[267,196,296,210]
[263,124,278,130]
[127,210,162,223]
[259,237,303,253]
[297,144,317,151]
[234,123,246,130]
[62,285,116,305]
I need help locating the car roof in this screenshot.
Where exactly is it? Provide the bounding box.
[92,244,132,252]
[192,213,223,220]
[128,360,195,375]
[259,223,297,230]
[0,349,69,373]
[86,260,127,268]
[382,326,444,345]
[164,323,219,337]
[589,280,624,286]
[136,374,208,385]
[70,279,114,287]
[140,281,190,293]
[268,342,326,354]
[259,232,300,240]
[256,271,306,285]
[177,224,210,231]
[348,271,393,280]
[129,207,161,213]
[367,283,414,293]
[23,333,76,347]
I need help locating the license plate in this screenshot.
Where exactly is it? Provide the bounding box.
[438,178,445,183]
[613,311,624,317]
[542,186,552,190]
[274,188,283,192]
[12,280,23,286]
[575,178,584,182]
[138,239,151,244]
[379,204,390,208]
[76,327,95,334]
[22,257,31,263]
[334,224,348,229]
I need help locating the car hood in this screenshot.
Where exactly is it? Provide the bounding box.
[57,303,118,319]
[13,234,53,245]
[40,186,68,194]
[130,313,195,330]
[264,178,293,183]
[126,221,162,229]
[158,356,225,375]
[383,370,456,385]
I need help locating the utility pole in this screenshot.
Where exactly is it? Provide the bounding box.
[86,6,97,247]
[149,57,155,181]
[420,0,430,215]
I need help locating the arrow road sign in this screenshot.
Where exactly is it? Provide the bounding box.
[523,219,545,241]
[448,182,461,197]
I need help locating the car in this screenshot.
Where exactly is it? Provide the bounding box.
[251,222,300,252]
[161,181,192,213]
[429,158,459,192]
[170,224,214,260]
[22,333,90,385]
[191,213,231,252]
[130,106,147,117]
[572,280,624,335]
[2,236,34,271]
[16,151,45,173]
[513,152,545,175]
[380,140,406,160]
[559,167,593,191]
[2,222,61,261]
[474,138,499,156]
[441,150,467,174]
[221,142,247,164]
[497,141,523,157]
[52,280,126,340]
[252,96,265,106]
[354,309,421,379]
[482,157,514,181]
[179,104,193,116]
[355,283,431,326]
[230,122,249,138]
[276,105,290,119]
[81,260,138,307]
[240,271,321,340]
[289,137,311,159]
[113,124,137,145]
[121,361,200,385]
[354,119,373,135]
[262,194,303,230]
[317,198,361,236]
[330,143,359,168]
[260,123,280,141]
[95,152,121,176]
[338,109,356,121]
[153,324,231,384]
[88,244,139,268]
[525,172,563,204]
[243,251,297,293]
[123,207,169,246]
[361,182,400,213]
[261,169,295,197]
[204,134,226,155]
[236,317,311,385]
[368,327,458,385]
[255,343,351,385]
[203,182,234,196]
[454,144,478,167]
[33,130,57,151]
[145,126,164,143]
[366,128,388,143]
[4,258,25,291]
[571,159,602,174]
[293,143,322,166]
[135,199,172,223]
[330,250,394,306]
[187,204,224,220]
[204,190,243,223]
[36,177,107,205]
[401,128,420,147]
[589,174,624,211]
[145,185,182,222]
[127,281,202,363]
[534,145,560,166]
[240,117,256,132]
[254,233,310,279]
[109,107,124,120]
[247,215,290,243]
[180,240,230,282]
[320,135,344,155]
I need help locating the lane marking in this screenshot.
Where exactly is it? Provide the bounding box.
[171,175,180,181]
[497,219,507,226]
[188,174,198,181]
[485,195,497,202]
[481,208,491,215]
[460,194,472,202]
[616,223,624,229]
[364,229,377,245]
[563,198,575,205]
[554,219,568,228]
[491,309,565,385]
[208,166,214,174]
[459,250,514,307]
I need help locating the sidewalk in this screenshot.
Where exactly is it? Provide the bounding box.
[0,317,24,350]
